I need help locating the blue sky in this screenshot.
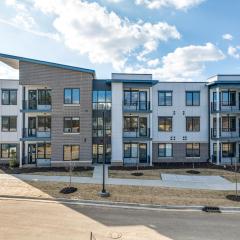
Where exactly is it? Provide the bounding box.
[0,0,240,81]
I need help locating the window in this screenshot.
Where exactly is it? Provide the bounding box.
[38,116,51,132]
[186,91,200,106]
[64,117,80,133]
[37,143,51,159]
[92,90,112,110]
[124,143,138,158]
[2,116,17,132]
[64,88,80,104]
[222,91,236,106]
[0,144,17,158]
[158,143,172,157]
[158,91,172,106]
[124,116,138,131]
[158,117,172,132]
[186,117,200,132]
[186,143,200,157]
[2,90,17,105]
[38,89,51,105]
[92,144,111,163]
[92,112,111,137]
[222,143,235,157]
[64,145,80,161]
[222,116,236,131]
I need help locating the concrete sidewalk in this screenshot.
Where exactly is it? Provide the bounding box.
[0,166,237,190]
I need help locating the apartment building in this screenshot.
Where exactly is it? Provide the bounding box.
[0,53,239,167]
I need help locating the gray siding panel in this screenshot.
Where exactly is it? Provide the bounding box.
[19,61,93,163]
[153,143,209,163]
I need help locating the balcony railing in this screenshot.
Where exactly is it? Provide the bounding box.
[123,128,150,138]
[123,101,151,111]
[211,101,239,113]
[22,128,51,139]
[211,128,239,139]
[22,100,52,111]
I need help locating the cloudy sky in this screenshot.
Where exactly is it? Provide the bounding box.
[0,0,240,81]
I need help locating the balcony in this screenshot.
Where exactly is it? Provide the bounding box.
[123,101,151,112]
[211,101,240,113]
[22,100,52,112]
[211,128,240,140]
[123,128,151,140]
[21,128,51,141]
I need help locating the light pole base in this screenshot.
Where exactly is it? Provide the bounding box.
[98,191,110,197]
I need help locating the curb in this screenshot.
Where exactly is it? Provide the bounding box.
[0,195,240,213]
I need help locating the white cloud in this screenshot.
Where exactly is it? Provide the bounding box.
[147,58,160,67]
[125,43,225,81]
[32,0,180,70]
[135,0,204,10]
[0,63,19,79]
[107,0,122,2]
[222,33,233,41]
[228,46,240,59]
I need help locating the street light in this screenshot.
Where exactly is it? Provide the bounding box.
[98,110,110,197]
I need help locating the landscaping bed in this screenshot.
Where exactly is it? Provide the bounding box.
[0,166,94,177]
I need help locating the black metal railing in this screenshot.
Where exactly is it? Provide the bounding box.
[211,128,239,139]
[123,101,151,111]
[211,101,239,113]
[123,128,150,138]
[22,128,51,138]
[92,102,111,110]
[22,100,52,111]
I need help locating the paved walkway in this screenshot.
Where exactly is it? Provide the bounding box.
[0,166,237,191]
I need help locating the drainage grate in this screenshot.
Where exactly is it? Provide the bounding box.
[202,206,221,213]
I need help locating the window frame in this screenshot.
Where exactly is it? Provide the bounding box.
[158,143,173,157]
[186,117,200,132]
[1,116,17,132]
[63,145,80,161]
[0,144,17,159]
[222,143,236,157]
[186,143,200,157]
[158,117,172,132]
[158,91,172,106]
[186,91,200,106]
[63,117,80,133]
[124,143,138,158]
[1,89,17,105]
[64,88,80,104]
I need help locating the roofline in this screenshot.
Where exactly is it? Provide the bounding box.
[207,74,240,79]
[0,53,95,75]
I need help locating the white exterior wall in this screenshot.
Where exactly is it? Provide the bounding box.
[152,82,209,143]
[111,82,123,164]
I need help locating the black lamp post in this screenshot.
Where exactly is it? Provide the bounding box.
[98,110,110,197]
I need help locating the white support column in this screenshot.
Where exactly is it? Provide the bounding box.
[19,141,23,168]
[111,83,123,165]
[216,87,221,165]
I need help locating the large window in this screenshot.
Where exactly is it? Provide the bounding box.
[64,145,80,161]
[186,117,200,132]
[158,143,172,157]
[222,116,236,131]
[2,116,17,132]
[38,89,51,105]
[222,91,236,106]
[92,113,111,137]
[92,90,111,110]
[37,143,51,159]
[2,90,17,105]
[158,117,172,132]
[64,117,80,133]
[92,144,111,163]
[222,143,236,157]
[186,91,200,106]
[64,88,80,104]
[0,144,17,158]
[38,116,51,132]
[124,143,138,158]
[186,143,200,157]
[158,91,172,106]
[124,116,138,131]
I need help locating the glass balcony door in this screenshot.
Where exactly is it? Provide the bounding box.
[139,117,147,137]
[139,143,147,163]
[28,144,36,164]
[28,90,37,110]
[139,91,147,110]
[28,117,36,137]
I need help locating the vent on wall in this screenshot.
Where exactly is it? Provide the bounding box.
[182,136,187,140]
[170,136,176,141]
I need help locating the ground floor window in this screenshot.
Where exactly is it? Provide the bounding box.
[186,143,200,157]
[63,145,80,161]
[158,143,172,157]
[92,144,111,163]
[124,143,138,158]
[0,144,17,158]
[37,143,51,159]
[222,143,236,157]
